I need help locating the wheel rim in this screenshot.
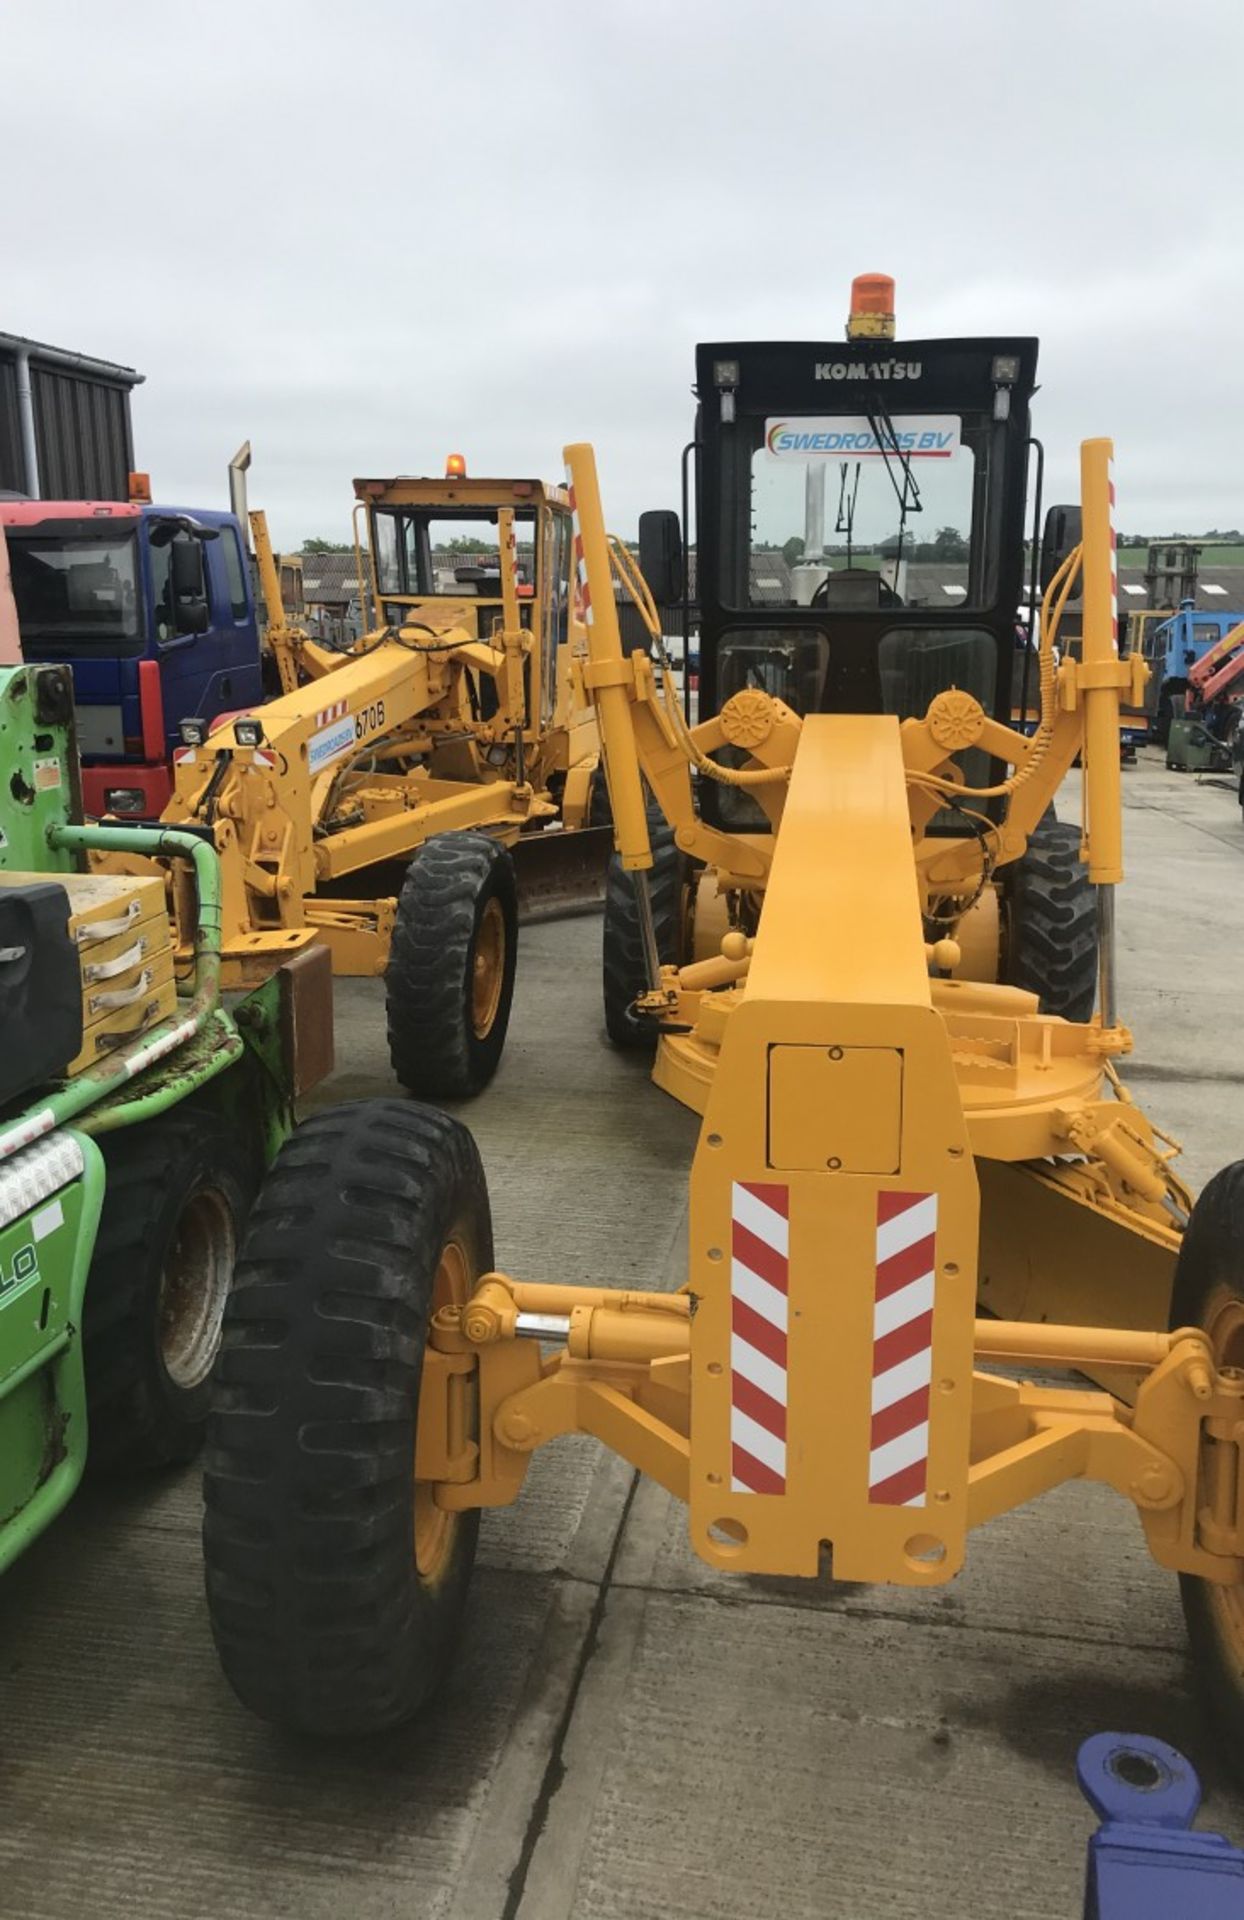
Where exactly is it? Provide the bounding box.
[471,897,506,1040]
[157,1186,236,1390]
[415,1237,471,1582]
[1196,1281,1244,1661]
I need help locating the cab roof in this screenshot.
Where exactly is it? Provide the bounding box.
[353,475,568,509]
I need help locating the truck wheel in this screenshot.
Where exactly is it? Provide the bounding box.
[1169,1161,1244,1751]
[203,1099,487,1735]
[1004,817,1097,1022]
[385,832,518,1099]
[602,817,684,1049]
[84,1110,260,1472]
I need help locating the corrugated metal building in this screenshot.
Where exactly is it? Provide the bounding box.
[0,334,144,500]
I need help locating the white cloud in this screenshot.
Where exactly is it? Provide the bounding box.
[6,0,1242,544]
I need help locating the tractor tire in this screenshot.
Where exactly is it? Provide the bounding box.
[1004,818,1098,1022]
[203,1099,488,1736]
[83,1109,260,1472]
[1168,1161,1244,1754]
[602,818,684,1050]
[385,831,518,1100]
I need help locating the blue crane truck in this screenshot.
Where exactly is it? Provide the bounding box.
[1135,599,1244,746]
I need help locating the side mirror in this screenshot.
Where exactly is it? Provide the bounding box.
[172,537,205,600]
[638,510,683,606]
[179,598,210,635]
[171,536,208,635]
[1040,504,1083,599]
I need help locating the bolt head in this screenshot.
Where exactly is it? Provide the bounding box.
[499,1409,537,1448]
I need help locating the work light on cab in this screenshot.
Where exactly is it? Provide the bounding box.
[847,272,896,341]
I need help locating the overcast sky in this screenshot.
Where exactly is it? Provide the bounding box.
[8,0,1243,547]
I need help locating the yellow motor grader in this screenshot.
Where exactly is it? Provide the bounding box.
[202,279,1244,1766]
[140,466,603,1097]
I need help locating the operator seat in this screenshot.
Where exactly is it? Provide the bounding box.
[811,568,904,611]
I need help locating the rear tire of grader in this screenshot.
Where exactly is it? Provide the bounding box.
[1169,1161,1244,1756]
[84,1109,260,1473]
[385,832,518,1099]
[1004,817,1098,1022]
[602,817,685,1049]
[203,1099,488,1736]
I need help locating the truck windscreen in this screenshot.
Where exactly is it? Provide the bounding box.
[743,410,991,609]
[9,531,142,650]
[372,509,537,599]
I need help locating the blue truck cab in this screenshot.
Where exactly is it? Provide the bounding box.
[1,498,262,815]
[1140,599,1244,746]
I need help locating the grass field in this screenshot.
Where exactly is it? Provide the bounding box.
[782,545,1244,571]
[1119,544,1244,569]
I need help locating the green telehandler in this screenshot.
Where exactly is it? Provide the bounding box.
[0,654,332,1571]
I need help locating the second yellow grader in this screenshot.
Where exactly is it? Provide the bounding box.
[202,278,1244,1769]
[156,464,602,1096]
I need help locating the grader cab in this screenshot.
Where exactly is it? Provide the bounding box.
[203,279,1244,1768]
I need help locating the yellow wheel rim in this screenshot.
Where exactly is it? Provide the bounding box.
[414,1237,470,1583]
[471,897,506,1040]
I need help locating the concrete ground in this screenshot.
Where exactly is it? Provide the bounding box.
[2,749,1243,1919]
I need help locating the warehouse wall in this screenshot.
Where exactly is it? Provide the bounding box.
[31,364,134,498]
[0,350,137,499]
[0,358,26,495]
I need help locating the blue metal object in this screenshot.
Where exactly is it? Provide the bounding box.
[9,501,262,811]
[1142,601,1244,739]
[1078,1733,1244,1917]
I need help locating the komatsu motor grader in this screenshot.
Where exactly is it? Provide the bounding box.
[146,467,603,1097]
[203,278,1244,1769]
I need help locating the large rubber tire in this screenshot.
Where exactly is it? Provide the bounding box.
[83,1109,260,1472]
[1169,1162,1244,1754]
[385,831,518,1099]
[203,1099,488,1736]
[602,819,684,1049]
[1005,818,1098,1022]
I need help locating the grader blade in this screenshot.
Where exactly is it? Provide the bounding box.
[511,824,612,921]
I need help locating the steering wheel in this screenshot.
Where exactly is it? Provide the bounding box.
[810,567,904,610]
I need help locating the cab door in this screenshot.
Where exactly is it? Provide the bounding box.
[149,521,262,742]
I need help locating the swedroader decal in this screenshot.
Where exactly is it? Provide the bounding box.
[764,416,961,460]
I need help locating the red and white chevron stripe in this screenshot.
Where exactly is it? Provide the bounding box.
[565,477,594,627]
[869,1191,938,1508]
[1108,459,1118,651]
[315,698,348,729]
[730,1180,789,1495]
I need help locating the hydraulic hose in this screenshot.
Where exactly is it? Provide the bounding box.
[608,536,789,790]
[0,824,239,1161]
[911,545,1083,804]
